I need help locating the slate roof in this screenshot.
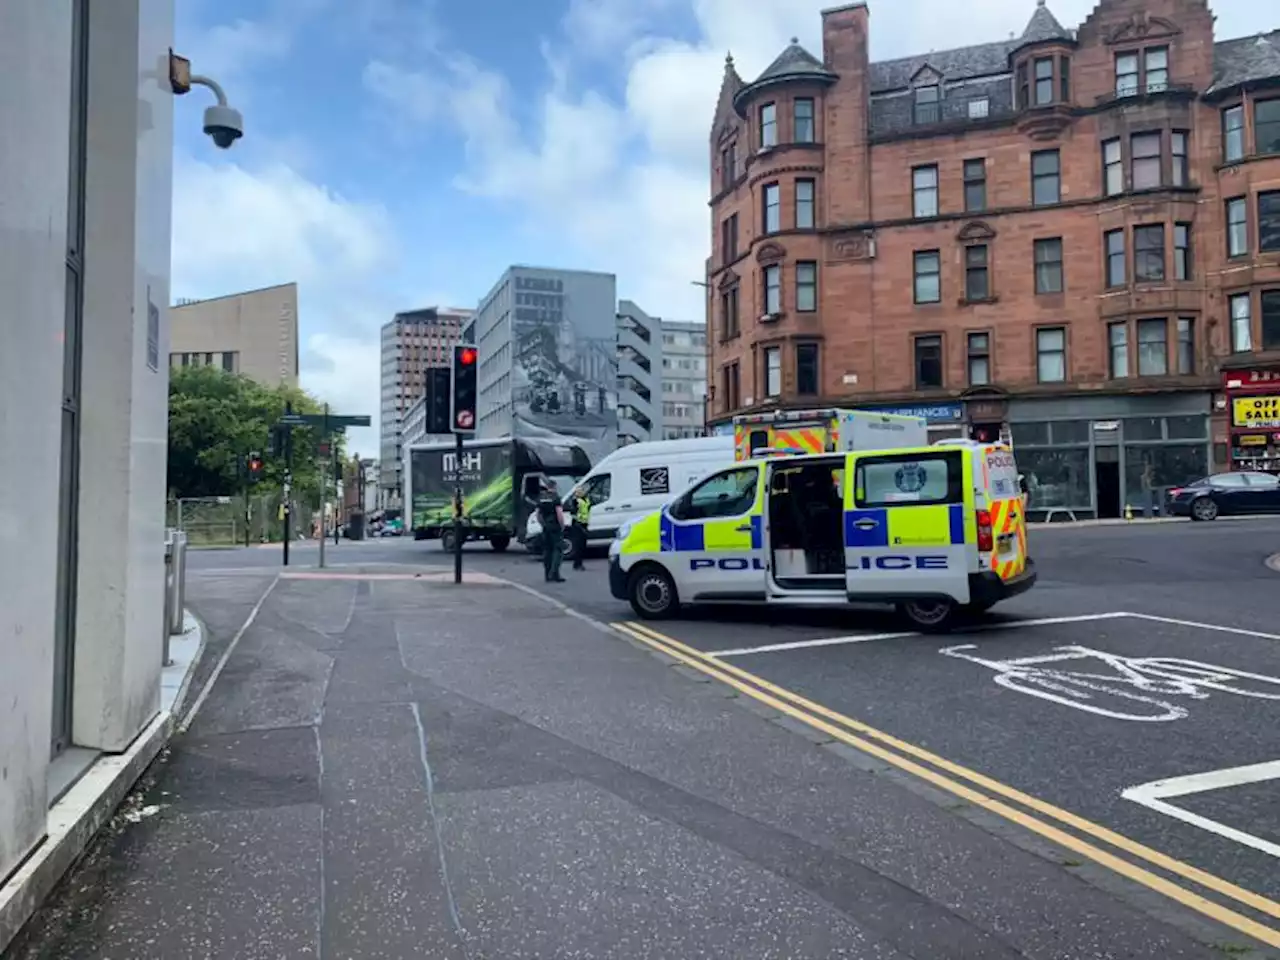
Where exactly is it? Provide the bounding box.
[1208,30,1280,96]
[739,12,1280,136]
[1013,0,1075,52]
[867,40,1014,95]
[733,40,835,110]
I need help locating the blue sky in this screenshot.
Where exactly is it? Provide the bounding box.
[169,0,1272,454]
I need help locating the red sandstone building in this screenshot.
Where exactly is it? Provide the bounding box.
[705,0,1280,519]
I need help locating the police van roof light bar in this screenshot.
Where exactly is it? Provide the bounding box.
[755,447,807,458]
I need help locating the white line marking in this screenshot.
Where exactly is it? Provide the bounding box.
[709,632,918,657]
[1122,612,1280,643]
[1123,761,1280,859]
[707,612,1130,658]
[177,574,280,733]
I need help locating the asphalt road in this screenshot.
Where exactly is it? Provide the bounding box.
[116,519,1280,954]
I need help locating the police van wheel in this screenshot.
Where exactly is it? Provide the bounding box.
[898,599,958,632]
[561,537,577,561]
[628,565,679,620]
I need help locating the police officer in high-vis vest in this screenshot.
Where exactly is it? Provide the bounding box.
[567,485,591,570]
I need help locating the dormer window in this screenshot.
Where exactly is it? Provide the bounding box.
[914,84,940,125]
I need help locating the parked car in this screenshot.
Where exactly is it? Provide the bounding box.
[1165,471,1280,521]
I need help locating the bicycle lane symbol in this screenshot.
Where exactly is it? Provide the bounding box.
[939,644,1280,722]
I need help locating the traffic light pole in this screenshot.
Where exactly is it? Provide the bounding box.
[282,403,294,567]
[318,405,329,570]
[454,431,464,584]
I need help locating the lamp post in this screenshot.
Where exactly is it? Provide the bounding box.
[692,280,712,436]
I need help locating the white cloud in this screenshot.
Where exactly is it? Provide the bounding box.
[171,154,398,450]
[364,0,1271,325]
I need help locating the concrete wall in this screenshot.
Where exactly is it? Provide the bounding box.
[0,0,174,884]
[170,282,299,387]
[0,0,75,883]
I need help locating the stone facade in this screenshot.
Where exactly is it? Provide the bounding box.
[706,0,1280,456]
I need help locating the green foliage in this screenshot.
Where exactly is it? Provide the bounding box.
[167,365,344,500]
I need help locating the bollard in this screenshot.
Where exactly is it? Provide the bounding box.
[163,531,175,667]
[169,529,188,638]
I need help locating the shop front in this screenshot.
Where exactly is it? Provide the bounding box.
[1222,368,1280,474]
[1007,392,1212,522]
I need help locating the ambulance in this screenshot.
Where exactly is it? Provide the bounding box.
[608,439,1035,632]
[732,407,928,460]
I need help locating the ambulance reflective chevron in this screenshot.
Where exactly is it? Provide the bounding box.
[732,408,928,462]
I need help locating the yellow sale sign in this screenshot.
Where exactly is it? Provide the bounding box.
[1232,395,1280,428]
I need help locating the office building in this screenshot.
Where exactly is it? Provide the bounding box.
[378,306,473,502]
[474,266,621,463]
[706,0,1280,518]
[169,282,299,387]
[2,0,174,947]
[660,319,709,439]
[616,300,662,444]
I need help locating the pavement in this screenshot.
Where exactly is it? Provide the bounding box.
[7,518,1280,958]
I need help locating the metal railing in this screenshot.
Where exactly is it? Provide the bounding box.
[163,528,188,667]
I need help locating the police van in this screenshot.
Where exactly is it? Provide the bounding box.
[608,440,1035,631]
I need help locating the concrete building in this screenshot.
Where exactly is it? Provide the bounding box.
[660,320,709,439]
[1,0,175,946]
[616,300,662,444]
[170,282,299,387]
[474,266,621,463]
[400,391,453,448]
[378,306,473,502]
[707,0,1280,519]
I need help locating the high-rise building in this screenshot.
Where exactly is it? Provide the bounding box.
[707,0,1280,519]
[169,282,299,387]
[474,266,622,463]
[379,306,473,502]
[616,300,662,444]
[660,319,708,439]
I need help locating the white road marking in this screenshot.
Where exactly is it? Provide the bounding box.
[1121,611,1280,643]
[1123,761,1280,859]
[177,574,280,733]
[707,612,1130,658]
[708,631,919,657]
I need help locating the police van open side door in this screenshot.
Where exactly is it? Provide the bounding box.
[661,464,765,602]
[843,447,971,604]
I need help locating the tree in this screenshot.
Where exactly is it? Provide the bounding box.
[167,366,343,500]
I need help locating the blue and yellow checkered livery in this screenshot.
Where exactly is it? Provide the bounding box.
[843,503,967,548]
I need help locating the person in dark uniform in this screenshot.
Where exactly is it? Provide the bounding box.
[537,480,566,582]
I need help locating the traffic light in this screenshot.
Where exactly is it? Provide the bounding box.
[247,451,264,482]
[425,367,452,434]
[450,344,478,433]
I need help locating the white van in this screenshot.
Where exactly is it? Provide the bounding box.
[525,435,736,559]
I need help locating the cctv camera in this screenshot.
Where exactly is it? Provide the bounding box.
[202,103,243,149]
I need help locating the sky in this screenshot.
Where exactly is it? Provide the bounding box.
[171,0,1272,454]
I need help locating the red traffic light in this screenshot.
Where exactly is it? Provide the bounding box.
[458,347,477,366]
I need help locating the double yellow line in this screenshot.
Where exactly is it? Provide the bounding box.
[612,620,1280,949]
